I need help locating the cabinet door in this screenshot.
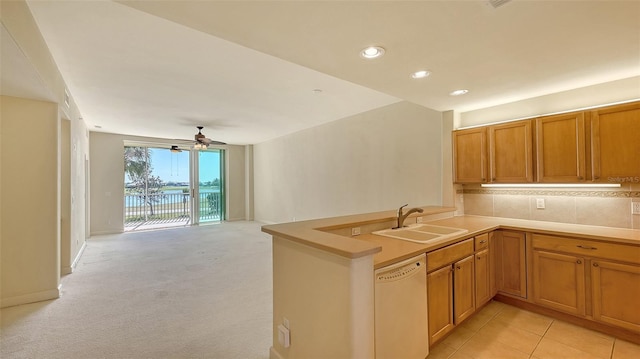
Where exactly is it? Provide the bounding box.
[453,127,487,183]
[475,248,491,307]
[591,102,640,182]
[488,120,533,183]
[454,255,476,324]
[536,112,586,182]
[532,250,586,316]
[495,231,527,298]
[592,260,640,332]
[427,265,454,345]
[489,232,497,297]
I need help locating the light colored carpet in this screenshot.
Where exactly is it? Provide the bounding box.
[0,221,273,359]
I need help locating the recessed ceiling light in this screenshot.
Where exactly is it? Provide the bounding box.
[94,125,102,129]
[312,89,323,94]
[360,46,385,59]
[411,70,430,79]
[450,89,469,96]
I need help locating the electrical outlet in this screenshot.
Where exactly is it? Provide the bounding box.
[632,202,640,215]
[351,227,361,236]
[536,198,545,209]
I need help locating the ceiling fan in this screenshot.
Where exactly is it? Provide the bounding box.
[193,126,226,148]
[173,126,226,151]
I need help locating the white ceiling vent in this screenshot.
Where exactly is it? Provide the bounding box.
[488,0,512,9]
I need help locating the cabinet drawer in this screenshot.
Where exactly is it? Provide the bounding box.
[427,239,474,272]
[532,234,640,264]
[475,233,489,250]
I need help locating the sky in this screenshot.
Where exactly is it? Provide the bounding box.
[149,148,221,184]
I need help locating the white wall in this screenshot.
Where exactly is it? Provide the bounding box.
[89,132,248,234]
[254,101,444,224]
[1,0,89,306]
[271,236,374,359]
[459,76,640,128]
[1,96,60,307]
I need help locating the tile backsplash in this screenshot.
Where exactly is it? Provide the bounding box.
[458,184,640,230]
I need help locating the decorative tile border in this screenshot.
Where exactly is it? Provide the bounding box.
[459,188,640,198]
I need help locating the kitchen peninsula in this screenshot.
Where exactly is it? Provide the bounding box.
[262,207,640,359]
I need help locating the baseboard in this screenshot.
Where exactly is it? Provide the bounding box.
[61,266,73,275]
[269,346,285,359]
[71,241,87,271]
[90,229,122,236]
[1,287,60,308]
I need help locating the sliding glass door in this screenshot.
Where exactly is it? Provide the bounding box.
[192,149,225,224]
[124,145,224,231]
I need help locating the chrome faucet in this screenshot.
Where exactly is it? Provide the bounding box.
[394,204,424,229]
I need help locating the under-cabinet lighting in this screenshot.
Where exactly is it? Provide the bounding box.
[481,183,621,188]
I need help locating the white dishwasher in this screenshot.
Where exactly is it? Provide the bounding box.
[374,254,428,359]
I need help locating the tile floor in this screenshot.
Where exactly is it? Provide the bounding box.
[429,301,640,359]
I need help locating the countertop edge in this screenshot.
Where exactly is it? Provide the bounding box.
[262,206,456,259]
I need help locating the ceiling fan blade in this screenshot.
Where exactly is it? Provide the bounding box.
[199,137,213,145]
[208,140,227,145]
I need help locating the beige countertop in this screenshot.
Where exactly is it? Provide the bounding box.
[262,207,640,269]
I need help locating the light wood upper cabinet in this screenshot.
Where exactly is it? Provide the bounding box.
[590,102,640,183]
[488,120,534,183]
[453,121,533,184]
[536,112,586,182]
[453,101,639,184]
[453,127,487,183]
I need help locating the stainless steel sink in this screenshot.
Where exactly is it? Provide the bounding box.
[373,224,468,243]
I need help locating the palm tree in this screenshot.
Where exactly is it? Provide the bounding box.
[124,147,164,218]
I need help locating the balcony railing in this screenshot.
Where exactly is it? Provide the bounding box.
[125,191,221,231]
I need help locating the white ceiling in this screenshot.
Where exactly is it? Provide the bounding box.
[7,0,640,145]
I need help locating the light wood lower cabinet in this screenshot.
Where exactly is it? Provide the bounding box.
[426,239,475,345]
[454,255,476,324]
[532,249,586,316]
[495,231,527,298]
[427,254,476,345]
[427,265,454,344]
[475,248,491,307]
[531,233,640,334]
[591,260,640,332]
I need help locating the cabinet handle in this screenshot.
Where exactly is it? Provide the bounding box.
[492,177,496,181]
[594,176,600,180]
[576,260,582,264]
[578,176,584,180]
[482,178,486,182]
[477,255,481,260]
[577,245,597,250]
[479,240,486,244]
[593,262,599,267]
[456,265,461,270]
